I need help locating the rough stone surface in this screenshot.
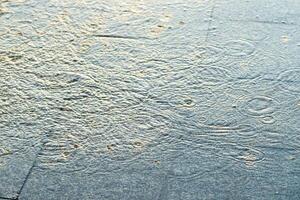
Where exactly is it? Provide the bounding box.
[0,0,300,199]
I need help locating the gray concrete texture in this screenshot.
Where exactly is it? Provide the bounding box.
[0,0,300,199]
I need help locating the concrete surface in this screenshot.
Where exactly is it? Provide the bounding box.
[0,0,300,199]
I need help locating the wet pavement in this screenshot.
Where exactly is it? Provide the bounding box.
[0,0,300,199]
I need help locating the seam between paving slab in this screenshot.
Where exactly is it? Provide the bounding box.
[15,159,38,199]
[14,138,49,199]
[205,0,217,42]
[0,197,18,200]
[228,18,297,26]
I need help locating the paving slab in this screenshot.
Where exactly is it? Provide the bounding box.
[0,0,300,199]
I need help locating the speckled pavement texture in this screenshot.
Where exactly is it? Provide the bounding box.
[0,0,300,199]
